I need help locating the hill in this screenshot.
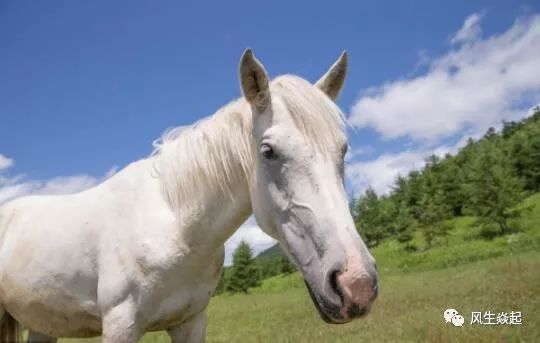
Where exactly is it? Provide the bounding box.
[352,109,540,249]
[255,243,282,261]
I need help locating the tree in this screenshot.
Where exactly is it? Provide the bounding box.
[509,120,540,192]
[394,204,416,251]
[354,188,390,247]
[349,108,538,248]
[226,241,260,293]
[257,257,280,279]
[418,191,452,247]
[466,143,525,237]
[279,254,296,274]
[406,170,424,221]
[416,160,453,247]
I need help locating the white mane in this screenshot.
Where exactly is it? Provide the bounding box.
[151,75,346,212]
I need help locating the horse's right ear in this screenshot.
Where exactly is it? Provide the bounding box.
[239,49,270,111]
[315,51,348,101]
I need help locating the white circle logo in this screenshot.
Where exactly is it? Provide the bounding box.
[451,314,464,327]
[443,308,464,327]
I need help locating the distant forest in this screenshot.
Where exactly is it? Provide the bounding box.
[351,108,540,249]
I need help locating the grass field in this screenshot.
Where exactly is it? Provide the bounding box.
[61,193,540,342]
[62,252,539,343]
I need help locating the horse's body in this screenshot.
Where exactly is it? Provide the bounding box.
[0,157,229,339]
[0,50,378,342]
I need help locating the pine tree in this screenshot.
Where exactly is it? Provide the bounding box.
[354,188,388,247]
[418,161,453,247]
[467,143,525,237]
[418,191,452,247]
[279,254,295,274]
[226,241,260,293]
[406,170,424,221]
[394,204,416,251]
[349,110,538,249]
[257,258,280,279]
[510,121,540,192]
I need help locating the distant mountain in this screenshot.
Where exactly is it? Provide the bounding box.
[253,243,295,279]
[255,243,283,261]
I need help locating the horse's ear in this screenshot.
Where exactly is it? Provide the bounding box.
[315,51,348,101]
[239,49,270,111]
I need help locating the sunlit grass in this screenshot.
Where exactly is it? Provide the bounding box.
[62,252,540,343]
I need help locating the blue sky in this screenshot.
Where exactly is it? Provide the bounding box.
[1,1,539,263]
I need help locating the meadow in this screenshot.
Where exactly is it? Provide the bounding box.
[61,193,540,342]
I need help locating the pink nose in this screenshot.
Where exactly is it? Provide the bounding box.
[336,266,378,319]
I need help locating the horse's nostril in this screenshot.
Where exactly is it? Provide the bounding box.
[328,270,344,305]
[347,304,368,318]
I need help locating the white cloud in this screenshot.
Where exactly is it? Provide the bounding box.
[349,13,540,142]
[0,154,13,171]
[345,145,375,162]
[347,150,427,195]
[451,13,483,45]
[0,155,115,204]
[345,134,483,195]
[224,216,276,266]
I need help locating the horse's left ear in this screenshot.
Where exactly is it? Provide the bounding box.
[315,51,348,101]
[239,48,270,111]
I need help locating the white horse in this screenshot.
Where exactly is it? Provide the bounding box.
[0,49,378,342]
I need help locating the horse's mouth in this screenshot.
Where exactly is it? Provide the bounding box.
[303,280,346,324]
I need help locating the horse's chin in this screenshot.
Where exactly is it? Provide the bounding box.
[303,280,348,324]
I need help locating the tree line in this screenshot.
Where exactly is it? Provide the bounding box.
[351,109,540,249]
[214,241,295,295]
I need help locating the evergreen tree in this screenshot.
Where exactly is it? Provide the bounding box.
[406,170,424,221]
[418,191,452,247]
[467,143,525,236]
[257,258,281,279]
[417,161,453,247]
[279,254,296,274]
[349,109,539,250]
[226,241,260,293]
[354,188,388,247]
[394,204,416,251]
[438,158,467,216]
[510,121,540,192]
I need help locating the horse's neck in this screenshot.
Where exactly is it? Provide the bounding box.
[105,157,252,260]
[174,173,253,252]
[148,102,254,252]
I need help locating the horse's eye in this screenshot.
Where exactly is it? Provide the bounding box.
[261,144,277,160]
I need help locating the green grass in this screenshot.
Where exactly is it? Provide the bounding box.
[63,252,540,343]
[207,252,540,343]
[372,192,540,274]
[60,193,540,342]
